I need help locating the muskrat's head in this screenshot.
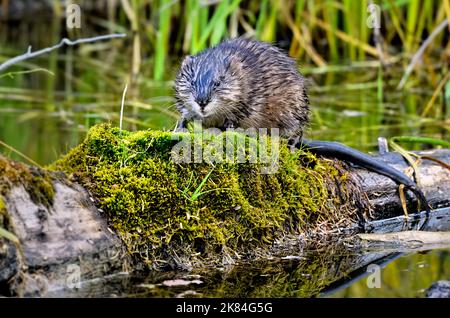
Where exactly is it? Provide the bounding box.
[174,51,245,122]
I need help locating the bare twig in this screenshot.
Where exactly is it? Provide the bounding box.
[0,33,127,73]
[397,19,448,90]
[420,155,450,171]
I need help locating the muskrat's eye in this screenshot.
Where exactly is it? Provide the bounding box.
[213,81,220,88]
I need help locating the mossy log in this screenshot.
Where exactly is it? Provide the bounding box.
[0,124,449,296]
[0,157,125,296]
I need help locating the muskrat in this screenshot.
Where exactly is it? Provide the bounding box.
[174,38,430,218]
[174,38,309,138]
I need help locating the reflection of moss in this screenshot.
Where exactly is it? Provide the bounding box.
[190,260,331,298]
[130,245,358,298]
[196,251,354,298]
[51,123,366,269]
[178,242,361,298]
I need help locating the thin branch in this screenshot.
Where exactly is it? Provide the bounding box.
[0,33,127,73]
[397,19,448,90]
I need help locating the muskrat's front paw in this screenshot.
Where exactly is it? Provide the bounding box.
[223,120,235,130]
[287,135,301,152]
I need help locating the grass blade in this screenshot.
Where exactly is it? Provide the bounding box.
[0,227,20,244]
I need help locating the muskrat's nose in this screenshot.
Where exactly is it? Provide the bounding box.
[196,98,209,109]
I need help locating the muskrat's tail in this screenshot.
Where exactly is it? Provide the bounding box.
[300,139,430,229]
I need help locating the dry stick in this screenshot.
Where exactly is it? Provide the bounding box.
[398,184,409,218]
[120,83,129,132]
[0,33,127,73]
[397,19,448,90]
[421,155,450,171]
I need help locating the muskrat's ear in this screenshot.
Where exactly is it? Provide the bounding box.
[181,55,194,67]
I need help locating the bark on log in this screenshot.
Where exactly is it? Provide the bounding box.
[1,178,125,296]
[0,148,449,296]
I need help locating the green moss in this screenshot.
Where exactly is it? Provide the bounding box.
[0,196,6,229]
[0,196,5,212]
[51,123,366,268]
[0,156,55,209]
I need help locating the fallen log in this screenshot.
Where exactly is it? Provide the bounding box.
[0,125,449,296]
[352,148,450,221]
[357,230,450,247]
[0,171,125,296]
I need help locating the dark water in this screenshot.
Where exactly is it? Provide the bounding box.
[45,246,450,298]
[1,19,449,298]
[40,209,450,298]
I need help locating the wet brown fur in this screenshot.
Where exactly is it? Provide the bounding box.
[174,38,309,138]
